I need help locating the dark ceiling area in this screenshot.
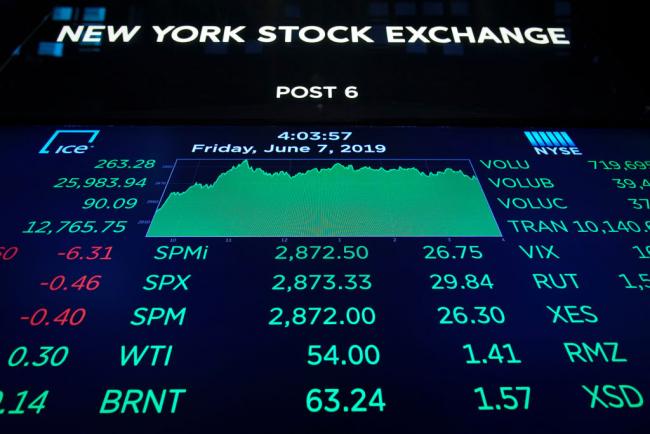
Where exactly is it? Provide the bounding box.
[0,1,51,60]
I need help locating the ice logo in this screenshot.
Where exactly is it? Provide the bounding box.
[39,130,100,155]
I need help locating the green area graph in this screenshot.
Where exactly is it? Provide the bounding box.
[147,160,500,237]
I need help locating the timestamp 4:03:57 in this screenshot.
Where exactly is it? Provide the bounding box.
[275,131,386,155]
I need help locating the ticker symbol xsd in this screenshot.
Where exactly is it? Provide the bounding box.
[39,130,101,155]
[524,131,582,156]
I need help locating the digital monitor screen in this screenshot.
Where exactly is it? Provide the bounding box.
[0,126,648,433]
[1,1,649,433]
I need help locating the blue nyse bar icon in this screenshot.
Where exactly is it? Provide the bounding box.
[524,131,582,156]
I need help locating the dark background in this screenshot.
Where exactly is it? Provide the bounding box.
[0,0,649,125]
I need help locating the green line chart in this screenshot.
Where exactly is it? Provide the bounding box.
[147,159,501,238]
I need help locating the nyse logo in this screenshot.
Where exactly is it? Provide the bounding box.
[39,130,100,155]
[524,131,581,156]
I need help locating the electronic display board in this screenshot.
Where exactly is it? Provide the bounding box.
[0,1,648,433]
[0,126,649,434]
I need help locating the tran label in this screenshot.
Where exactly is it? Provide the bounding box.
[524,131,582,156]
[39,130,100,155]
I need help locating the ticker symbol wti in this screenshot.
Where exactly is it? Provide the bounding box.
[39,130,100,155]
[524,131,582,156]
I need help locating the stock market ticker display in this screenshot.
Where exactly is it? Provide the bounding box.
[0,126,648,434]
